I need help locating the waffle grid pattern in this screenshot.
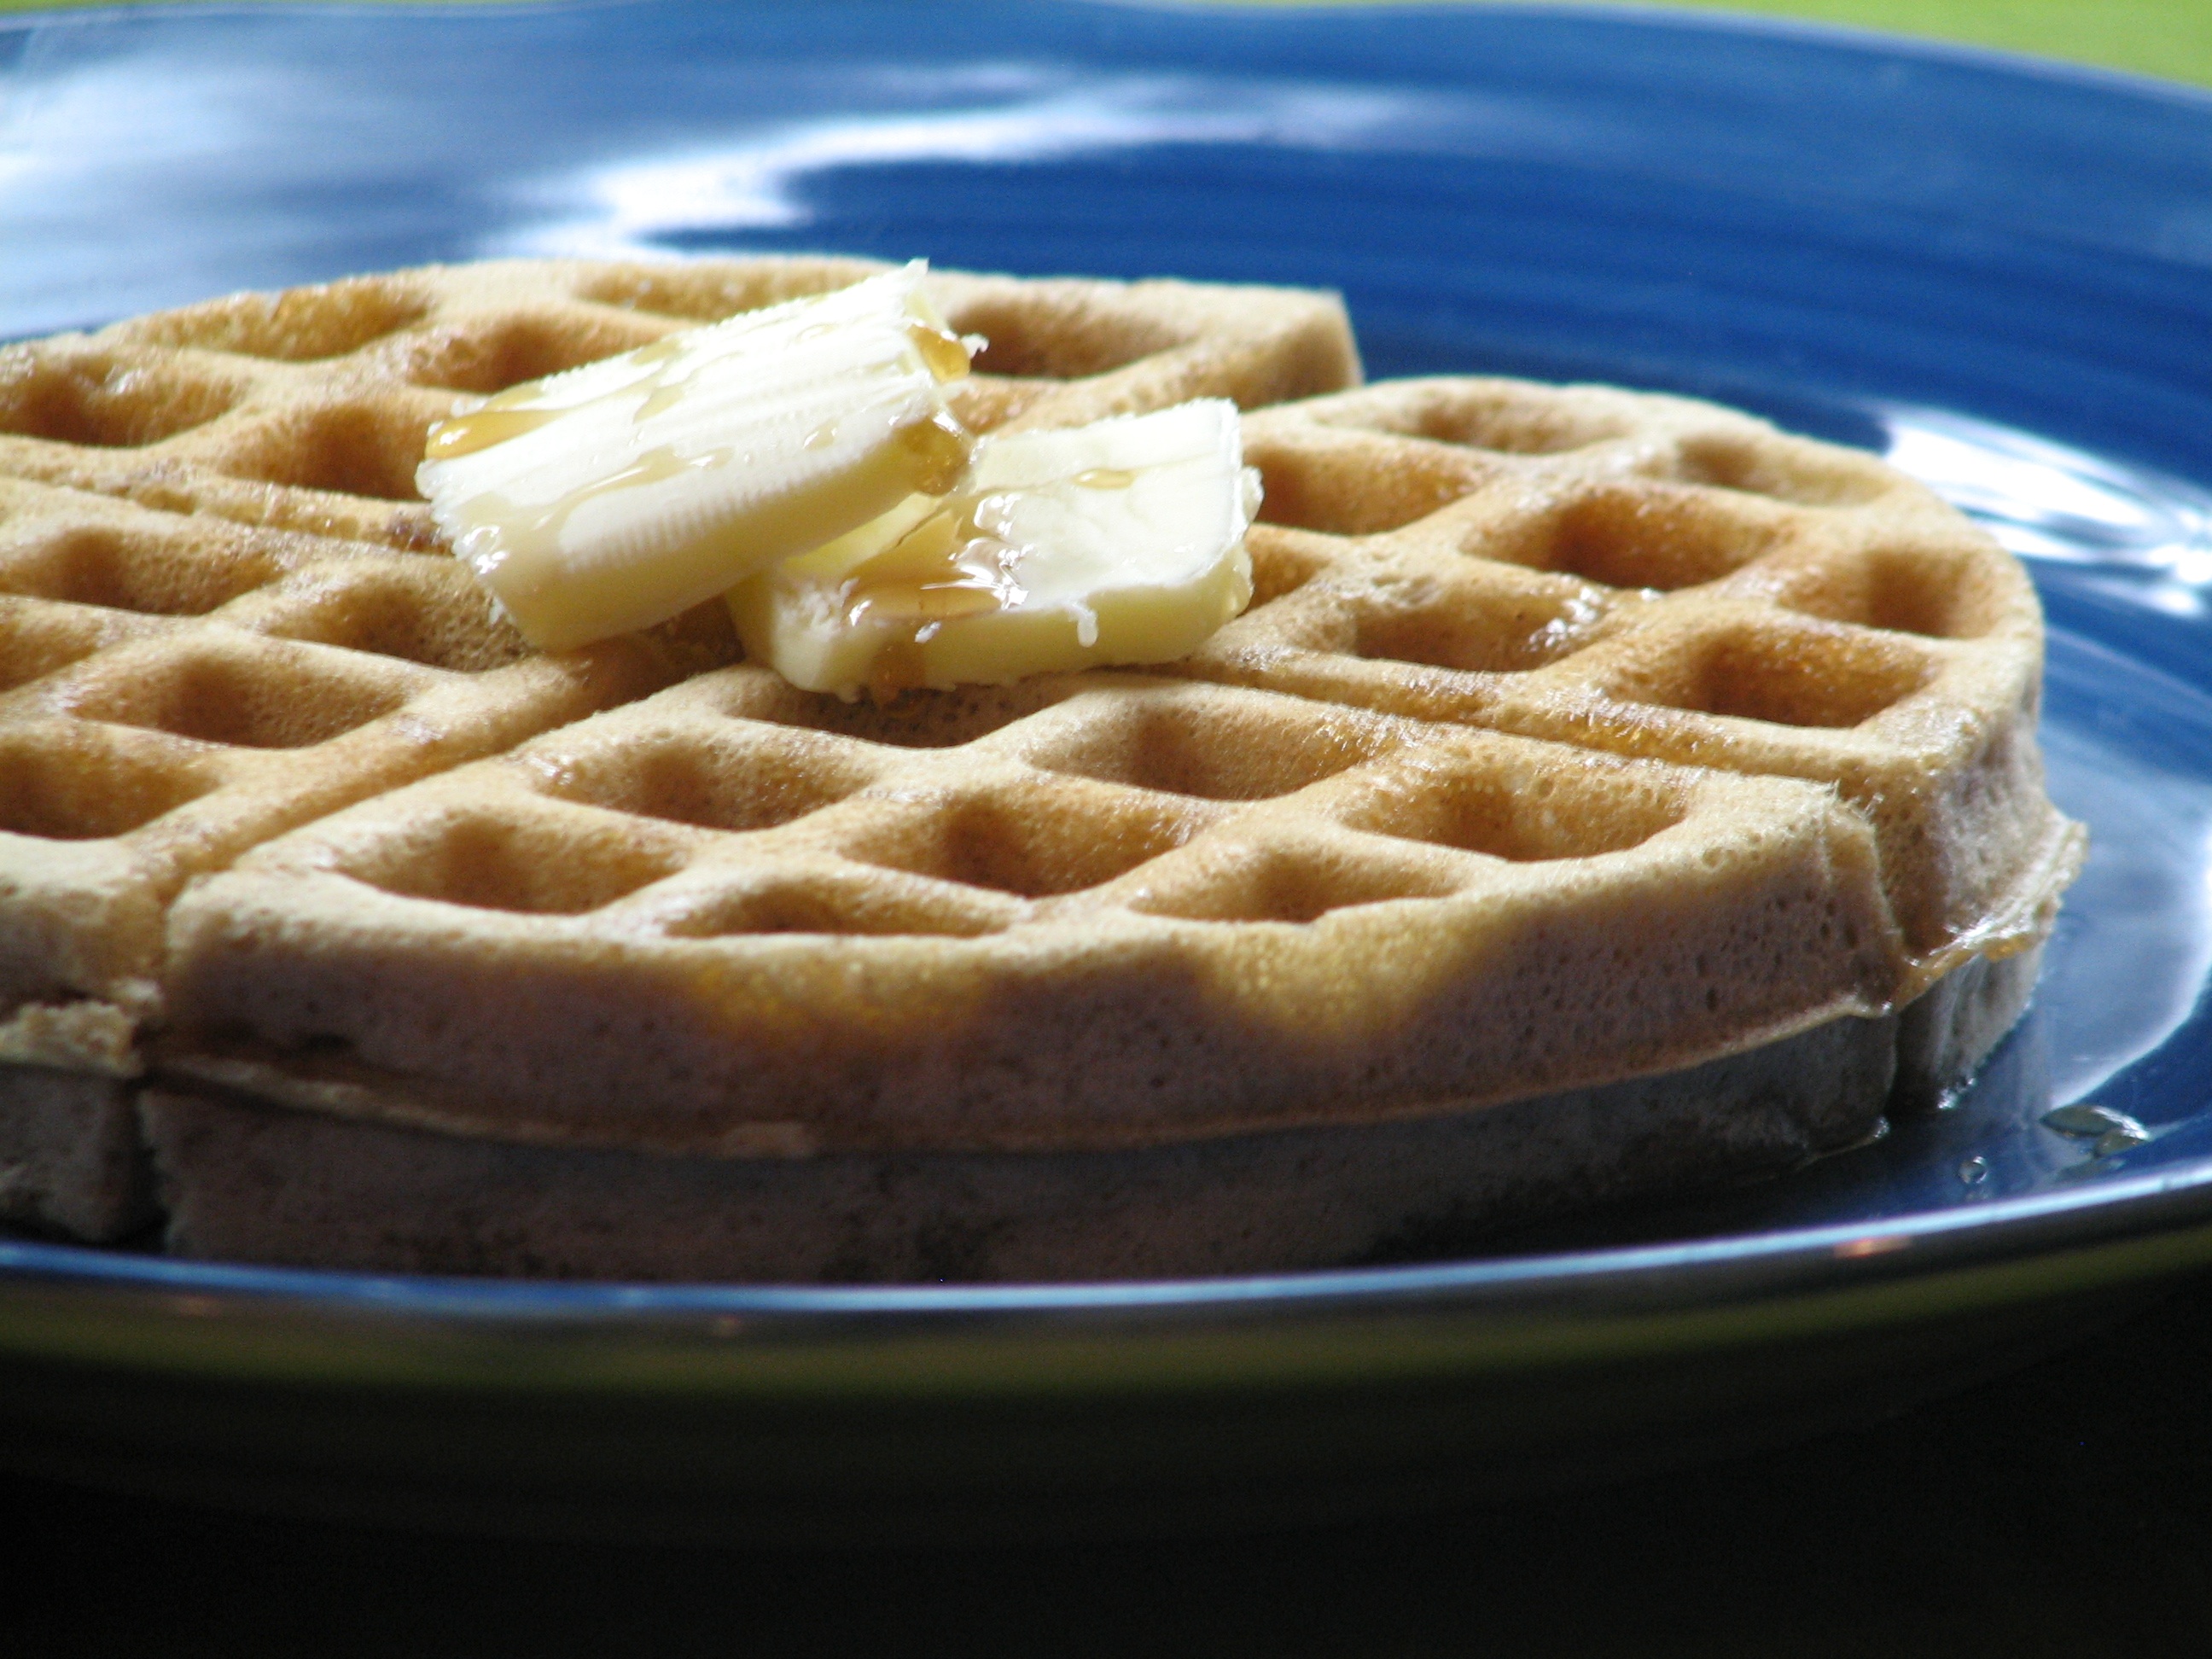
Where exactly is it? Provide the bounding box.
[0,259,2076,1186]
[0,472,695,1063]
[0,259,1358,1085]
[0,258,1357,550]
[1198,381,2069,959]
[171,663,1915,1151]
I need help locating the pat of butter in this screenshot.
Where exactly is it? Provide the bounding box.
[726,399,1260,701]
[416,262,973,651]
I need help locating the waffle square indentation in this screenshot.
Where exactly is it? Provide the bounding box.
[401,311,670,395]
[1624,622,1938,731]
[216,401,442,502]
[841,782,1203,900]
[1478,485,1789,593]
[344,807,694,916]
[1766,541,2008,641]
[252,562,533,673]
[0,599,143,694]
[527,725,876,835]
[952,294,1180,381]
[1350,576,1603,676]
[659,868,1015,940]
[108,276,434,362]
[1671,431,1890,508]
[1022,696,1389,802]
[0,723,216,841]
[573,259,882,323]
[0,524,284,617]
[702,672,1067,752]
[1249,426,1499,537]
[1337,752,1688,863]
[1131,836,1463,925]
[67,642,417,750]
[1315,381,1643,457]
[0,347,241,448]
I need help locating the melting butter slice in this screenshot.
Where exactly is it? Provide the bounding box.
[726,399,1260,700]
[416,262,973,651]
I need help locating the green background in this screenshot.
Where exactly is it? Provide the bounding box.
[1562,0,2212,87]
[3,0,2211,90]
[0,1,2209,91]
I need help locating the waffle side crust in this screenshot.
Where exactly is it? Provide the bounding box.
[143,949,2038,1283]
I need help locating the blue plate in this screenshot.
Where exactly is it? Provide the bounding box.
[5,0,2212,1540]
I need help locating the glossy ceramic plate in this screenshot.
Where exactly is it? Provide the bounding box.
[4,0,2212,1541]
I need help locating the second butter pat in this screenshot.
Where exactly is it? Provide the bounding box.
[416,262,972,651]
[726,399,1260,700]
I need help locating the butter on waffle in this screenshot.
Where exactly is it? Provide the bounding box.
[0,257,1362,1240]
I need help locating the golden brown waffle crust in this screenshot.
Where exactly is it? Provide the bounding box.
[160,667,2053,1158]
[1,259,2079,1231]
[0,257,1360,553]
[0,256,1361,1074]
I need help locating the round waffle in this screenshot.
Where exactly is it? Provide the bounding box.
[0,260,2077,1277]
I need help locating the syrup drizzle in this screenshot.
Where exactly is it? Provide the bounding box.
[843,492,1030,701]
[906,319,973,383]
[424,405,562,460]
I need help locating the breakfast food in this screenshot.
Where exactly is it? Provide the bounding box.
[416,262,982,651]
[727,398,1261,697]
[0,257,2078,1279]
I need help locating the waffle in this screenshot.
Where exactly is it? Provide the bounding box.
[1207,381,2075,969]
[0,261,2078,1279]
[0,257,1361,1241]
